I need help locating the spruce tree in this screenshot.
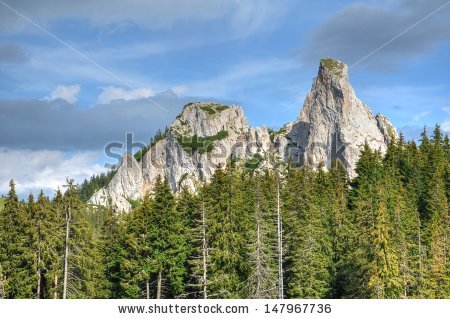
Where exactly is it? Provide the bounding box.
[150,176,188,298]
[422,172,449,298]
[244,172,278,298]
[61,180,108,298]
[0,180,35,298]
[283,167,333,298]
[204,167,251,298]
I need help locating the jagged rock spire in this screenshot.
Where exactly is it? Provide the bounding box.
[288,58,397,177]
[89,59,397,212]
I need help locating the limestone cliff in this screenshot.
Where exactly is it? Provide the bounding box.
[89,59,397,212]
[90,153,143,212]
[286,58,396,179]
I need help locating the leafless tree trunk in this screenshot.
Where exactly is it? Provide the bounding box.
[63,204,71,299]
[0,266,5,299]
[276,172,284,299]
[54,275,58,299]
[36,248,41,299]
[156,268,162,299]
[146,279,150,299]
[201,204,208,299]
[255,211,262,298]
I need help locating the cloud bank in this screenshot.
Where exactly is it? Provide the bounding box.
[0,90,188,151]
[0,148,104,196]
[300,0,450,70]
[48,84,80,103]
[98,86,155,104]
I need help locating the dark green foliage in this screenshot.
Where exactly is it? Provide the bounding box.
[244,154,264,170]
[200,103,229,115]
[283,167,334,298]
[0,181,35,298]
[181,102,229,116]
[126,198,141,210]
[202,167,253,298]
[62,180,110,298]
[119,176,189,298]
[1,125,450,299]
[147,176,189,297]
[176,130,229,155]
[78,170,116,202]
[244,172,279,298]
[134,128,168,162]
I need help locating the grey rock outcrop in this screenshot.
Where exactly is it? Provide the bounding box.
[90,102,263,211]
[89,153,143,211]
[286,59,396,178]
[89,58,397,212]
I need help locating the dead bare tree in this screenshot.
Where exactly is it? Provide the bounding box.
[62,188,71,300]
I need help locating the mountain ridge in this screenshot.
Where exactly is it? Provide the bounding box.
[90,58,397,212]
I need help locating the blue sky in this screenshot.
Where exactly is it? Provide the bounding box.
[1,0,450,196]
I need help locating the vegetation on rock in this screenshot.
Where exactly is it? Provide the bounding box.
[321,58,345,77]
[176,130,229,155]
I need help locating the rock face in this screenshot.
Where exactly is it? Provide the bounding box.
[89,59,397,212]
[90,153,143,212]
[286,59,397,179]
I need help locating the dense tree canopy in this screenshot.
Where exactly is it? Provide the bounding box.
[0,125,449,299]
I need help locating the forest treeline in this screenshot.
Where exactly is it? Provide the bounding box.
[0,126,449,299]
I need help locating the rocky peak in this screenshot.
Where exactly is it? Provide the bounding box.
[305,58,353,121]
[170,102,249,137]
[89,58,398,212]
[319,58,348,78]
[287,58,396,178]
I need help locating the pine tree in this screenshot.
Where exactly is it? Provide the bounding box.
[422,172,449,298]
[384,140,422,298]
[149,176,189,298]
[327,162,352,298]
[178,188,208,298]
[61,180,108,298]
[0,180,35,298]
[204,167,252,298]
[119,201,153,298]
[244,172,278,298]
[367,185,400,298]
[123,176,189,298]
[99,205,126,298]
[348,144,401,298]
[283,167,333,298]
[47,189,65,299]
[31,191,65,299]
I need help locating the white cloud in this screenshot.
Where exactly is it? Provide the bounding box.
[98,86,155,104]
[48,84,80,103]
[0,148,105,196]
[171,85,189,96]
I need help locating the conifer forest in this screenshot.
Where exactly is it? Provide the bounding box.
[1,126,449,299]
